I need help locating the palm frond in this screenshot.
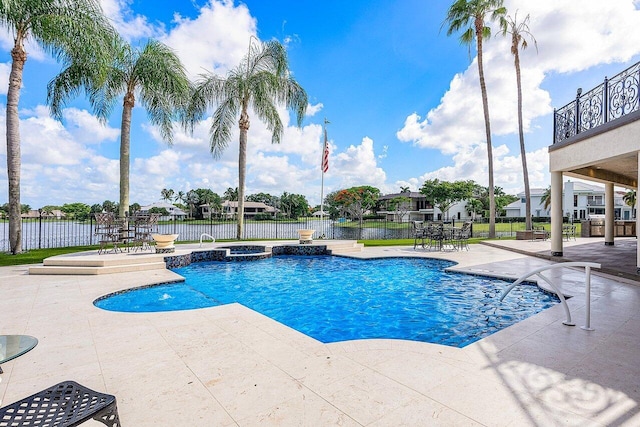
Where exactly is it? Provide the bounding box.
[209,98,238,159]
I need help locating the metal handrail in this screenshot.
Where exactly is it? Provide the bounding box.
[499,262,601,330]
[554,60,640,144]
[199,233,216,247]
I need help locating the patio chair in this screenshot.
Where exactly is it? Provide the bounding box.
[132,213,160,251]
[412,221,426,249]
[454,221,472,251]
[0,380,121,427]
[563,224,577,241]
[94,213,121,254]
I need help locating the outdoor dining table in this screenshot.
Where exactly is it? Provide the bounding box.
[0,335,38,374]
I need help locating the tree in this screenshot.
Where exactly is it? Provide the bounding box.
[49,38,191,219]
[444,0,506,238]
[185,190,199,218]
[224,187,239,201]
[623,190,636,219]
[501,12,536,230]
[420,179,474,220]
[387,196,412,222]
[129,203,141,214]
[175,191,185,205]
[161,188,175,202]
[193,188,221,218]
[186,38,308,239]
[102,200,118,213]
[247,192,277,206]
[334,186,380,224]
[541,186,551,211]
[466,198,484,219]
[148,207,169,216]
[2,0,115,254]
[280,192,309,219]
[400,186,410,193]
[60,203,91,221]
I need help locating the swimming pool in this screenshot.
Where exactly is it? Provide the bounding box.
[95,256,560,347]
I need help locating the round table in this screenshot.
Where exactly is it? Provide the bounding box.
[0,335,38,374]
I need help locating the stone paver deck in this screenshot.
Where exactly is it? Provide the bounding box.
[0,242,638,426]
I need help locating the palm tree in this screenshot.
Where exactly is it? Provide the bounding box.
[541,186,551,211]
[49,38,191,218]
[1,0,115,254]
[186,38,308,239]
[444,0,506,239]
[400,186,410,193]
[623,190,636,218]
[501,12,536,231]
[175,191,186,205]
[223,187,239,201]
[161,188,175,202]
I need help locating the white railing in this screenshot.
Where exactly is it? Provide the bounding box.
[199,233,216,247]
[499,262,601,330]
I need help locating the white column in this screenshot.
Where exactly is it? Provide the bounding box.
[551,171,564,256]
[637,154,640,273]
[604,182,615,246]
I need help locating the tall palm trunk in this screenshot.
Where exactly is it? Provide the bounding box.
[119,92,134,218]
[237,110,250,239]
[6,43,27,254]
[475,18,496,238]
[513,41,531,230]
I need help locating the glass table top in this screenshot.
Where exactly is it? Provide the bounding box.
[0,335,38,372]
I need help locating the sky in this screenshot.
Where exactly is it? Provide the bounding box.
[2,0,640,209]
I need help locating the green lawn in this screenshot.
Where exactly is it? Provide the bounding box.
[0,246,99,266]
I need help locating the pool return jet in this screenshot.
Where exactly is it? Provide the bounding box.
[499,262,601,331]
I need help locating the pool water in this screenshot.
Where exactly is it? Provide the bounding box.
[95,256,560,347]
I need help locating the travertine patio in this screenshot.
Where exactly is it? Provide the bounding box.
[0,242,638,426]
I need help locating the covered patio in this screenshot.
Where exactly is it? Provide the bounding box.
[549,59,640,275]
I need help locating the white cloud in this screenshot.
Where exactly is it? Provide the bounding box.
[305,102,324,117]
[397,0,640,194]
[62,108,120,144]
[332,137,387,189]
[99,0,159,40]
[160,0,257,78]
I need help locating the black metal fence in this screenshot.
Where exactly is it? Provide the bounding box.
[0,215,545,252]
[554,60,640,144]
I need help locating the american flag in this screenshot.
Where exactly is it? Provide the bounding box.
[321,127,329,173]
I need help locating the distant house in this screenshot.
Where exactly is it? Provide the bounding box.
[216,200,277,219]
[377,192,472,222]
[139,202,187,221]
[504,181,634,220]
[503,188,550,218]
[21,209,66,219]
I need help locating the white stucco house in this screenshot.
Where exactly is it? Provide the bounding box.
[139,202,187,221]
[503,181,634,221]
[377,192,473,222]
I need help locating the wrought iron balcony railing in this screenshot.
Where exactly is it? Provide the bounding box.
[553,60,640,144]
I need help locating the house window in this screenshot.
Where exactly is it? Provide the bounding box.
[573,195,578,207]
[521,197,526,203]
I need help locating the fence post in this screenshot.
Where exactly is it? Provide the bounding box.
[603,76,609,123]
[38,209,42,249]
[575,89,581,135]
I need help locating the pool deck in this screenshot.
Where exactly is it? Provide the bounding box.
[1,241,639,426]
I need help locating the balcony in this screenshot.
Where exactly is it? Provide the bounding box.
[554,60,640,145]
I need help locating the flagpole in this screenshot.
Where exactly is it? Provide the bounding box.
[320,118,329,215]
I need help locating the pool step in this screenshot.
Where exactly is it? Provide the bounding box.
[326,241,364,254]
[29,252,168,275]
[29,261,167,275]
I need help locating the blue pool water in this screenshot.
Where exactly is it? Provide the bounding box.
[95,256,560,347]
